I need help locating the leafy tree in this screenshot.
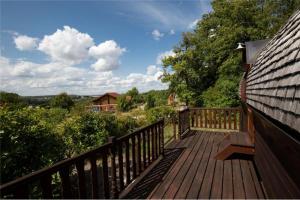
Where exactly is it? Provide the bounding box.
[126,87,141,104]
[50,92,74,110]
[161,0,299,107]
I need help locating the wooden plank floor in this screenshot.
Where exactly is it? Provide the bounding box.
[124,131,266,199]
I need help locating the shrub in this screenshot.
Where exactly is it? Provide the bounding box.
[0,107,65,184]
[50,93,74,110]
[146,106,176,123]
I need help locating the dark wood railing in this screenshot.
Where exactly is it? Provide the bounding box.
[190,107,241,130]
[178,108,190,138]
[0,120,164,199]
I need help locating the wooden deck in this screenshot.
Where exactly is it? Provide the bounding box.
[124,131,266,199]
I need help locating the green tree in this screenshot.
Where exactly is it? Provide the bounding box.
[126,87,141,104]
[50,92,74,110]
[161,0,299,107]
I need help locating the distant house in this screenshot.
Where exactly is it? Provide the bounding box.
[90,92,120,112]
[167,93,176,105]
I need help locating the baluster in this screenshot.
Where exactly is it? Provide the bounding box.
[218,110,221,129]
[137,133,142,174]
[131,136,137,179]
[161,120,165,156]
[204,109,207,128]
[15,184,29,199]
[214,109,217,129]
[200,109,203,128]
[125,139,130,186]
[109,137,118,198]
[147,129,151,165]
[59,167,72,198]
[90,156,99,198]
[155,124,159,158]
[142,130,146,169]
[228,110,232,129]
[75,160,86,199]
[102,150,110,199]
[41,174,53,199]
[118,141,124,191]
[150,126,155,162]
[223,110,226,129]
[233,109,237,130]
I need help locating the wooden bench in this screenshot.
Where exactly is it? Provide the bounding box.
[214,132,254,160]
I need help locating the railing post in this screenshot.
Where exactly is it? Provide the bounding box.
[172,116,177,140]
[109,136,118,198]
[178,111,181,139]
[161,119,165,156]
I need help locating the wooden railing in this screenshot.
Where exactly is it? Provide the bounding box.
[190,107,241,130]
[86,104,118,112]
[178,108,190,138]
[0,120,164,199]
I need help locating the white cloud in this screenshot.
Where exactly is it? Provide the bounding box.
[38,26,94,65]
[89,40,126,71]
[188,19,199,29]
[0,56,167,96]
[169,29,175,35]
[152,29,164,40]
[147,65,160,75]
[14,35,39,51]
[156,50,176,65]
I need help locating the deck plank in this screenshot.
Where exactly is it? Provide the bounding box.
[174,132,212,199]
[163,133,205,198]
[149,133,199,198]
[248,160,266,198]
[121,131,266,199]
[198,134,221,198]
[222,160,233,199]
[185,133,215,199]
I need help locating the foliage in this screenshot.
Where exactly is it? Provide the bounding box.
[161,0,299,107]
[146,106,176,123]
[145,93,156,109]
[0,91,25,109]
[116,115,139,135]
[56,112,121,156]
[0,107,65,184]
[50,93,74,110]
[126,87,141,104]
[141,90,169,107]
[117,94,133,112]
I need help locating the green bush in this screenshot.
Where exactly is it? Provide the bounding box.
[50,92,74,110]
[56,112,118,157]
[117,95,133,112]
[0,107,65,184]
[146,106,176,123]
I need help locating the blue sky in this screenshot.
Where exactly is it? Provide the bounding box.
[0,0,212,96]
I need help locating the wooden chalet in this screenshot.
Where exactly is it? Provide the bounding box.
[1,11,299,199]
[89,92,119,112]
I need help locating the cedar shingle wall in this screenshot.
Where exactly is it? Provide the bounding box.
[246,11,300,132]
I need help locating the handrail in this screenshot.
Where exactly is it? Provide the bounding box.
[189,107,241,130]
[0,119,164,199]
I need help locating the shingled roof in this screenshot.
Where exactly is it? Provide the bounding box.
[246,10,300,132]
